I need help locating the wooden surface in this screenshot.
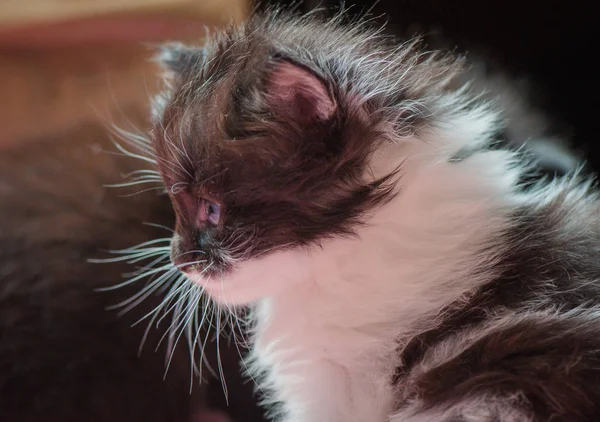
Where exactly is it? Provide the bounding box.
[1,0,248,29]
[0,0,250,148]
[0,15,215,48]
[0,45,159,146]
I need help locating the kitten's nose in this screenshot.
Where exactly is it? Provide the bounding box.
[170,233,203,273]
[171,249,203,273]
[197,230,217,249]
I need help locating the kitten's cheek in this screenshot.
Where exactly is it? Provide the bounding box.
[188,249,312,305]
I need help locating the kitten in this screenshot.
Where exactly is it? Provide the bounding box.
[149,10,600,422]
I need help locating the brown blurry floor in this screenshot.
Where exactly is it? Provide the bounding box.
[0,0,248,146]
[0,43,158,146]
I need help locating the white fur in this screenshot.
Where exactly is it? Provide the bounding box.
[187,101,529,421]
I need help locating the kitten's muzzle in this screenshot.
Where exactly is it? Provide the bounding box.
[170,230,220,274]
[170,233,203,273]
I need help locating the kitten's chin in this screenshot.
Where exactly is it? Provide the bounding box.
[185,248,312,306]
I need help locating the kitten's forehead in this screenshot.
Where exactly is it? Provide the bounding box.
[156,32,330,179]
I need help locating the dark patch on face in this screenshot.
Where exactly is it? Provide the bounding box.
[153,19,403,275]
[150,9,473,276]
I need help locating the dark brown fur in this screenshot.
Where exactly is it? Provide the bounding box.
[153,12,461,276]
[406,315,600,420]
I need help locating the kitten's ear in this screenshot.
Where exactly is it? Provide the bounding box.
[155,42,203,75]
[264,59,337,123]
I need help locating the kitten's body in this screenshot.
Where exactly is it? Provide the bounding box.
[151,10,600,422]
[245,121,598,422]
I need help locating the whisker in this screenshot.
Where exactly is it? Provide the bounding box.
[158,282,197,352]
[89,248,168,264]
[122,253,171,274]
[96,263,174,291]
[105,179,164,189]
[162,284,204,377]
[199,293,218,382]
[112,141,157,166]
[116,186,168,197]
[156,279,198,328]
[188,296,218,387]
[91,217,237,396]
[100,237,172,254]
[109,267,180,314]
[164,285,204,378]
[136,273,189,354]
[142,222,176,233]
[215,307,229,404]
[132,272,186,327]
[121,169,162,178]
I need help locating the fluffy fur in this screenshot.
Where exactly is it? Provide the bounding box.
[150,9,600,422]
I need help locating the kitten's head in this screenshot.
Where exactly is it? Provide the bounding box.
[151,11,464,305]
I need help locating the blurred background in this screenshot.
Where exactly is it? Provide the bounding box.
[0,1,598,421]
[1,0,598,162]
[0,0,249,145]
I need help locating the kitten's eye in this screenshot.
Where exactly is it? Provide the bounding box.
[196,198,222,228]
[206,200,221,226]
